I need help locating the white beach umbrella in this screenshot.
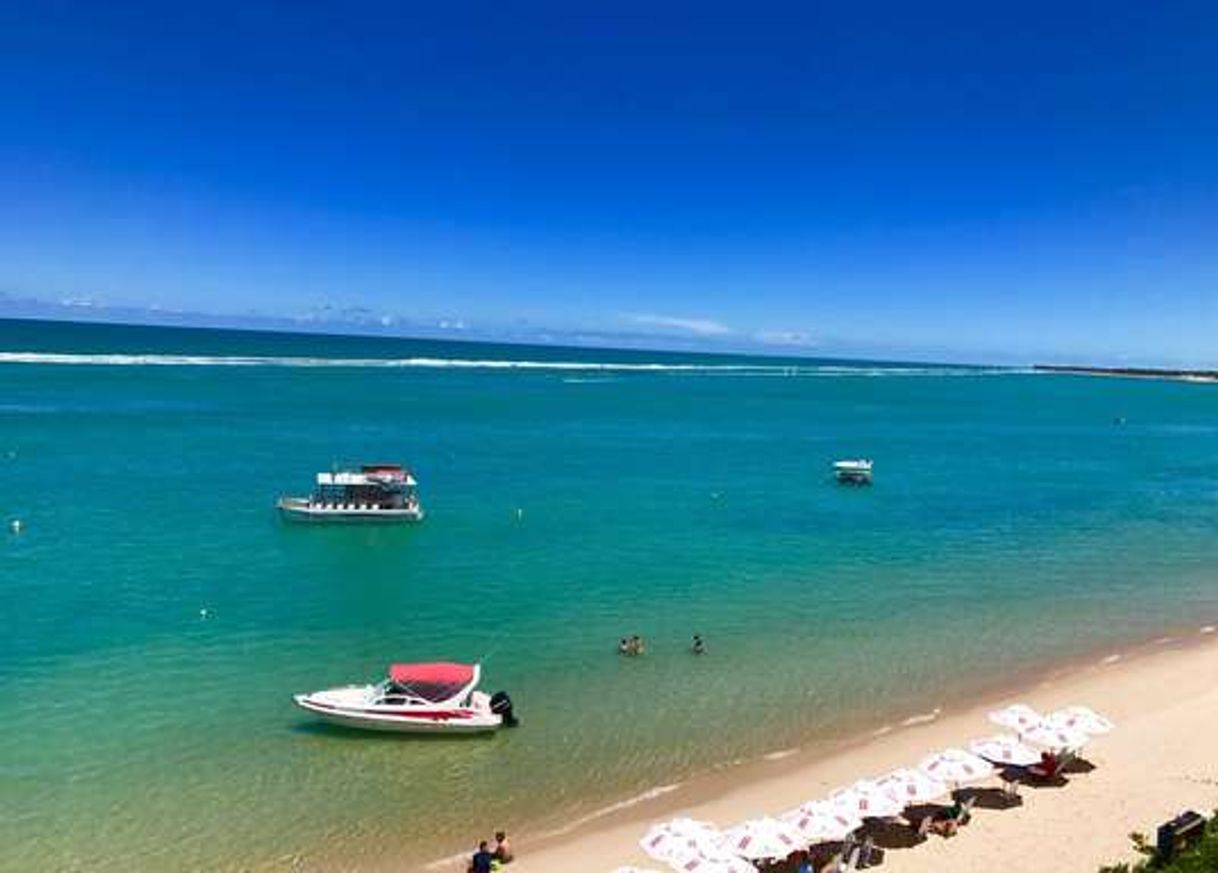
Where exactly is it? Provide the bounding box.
[969,734,1042,767]
[639,825,703,863]
[723,816,803,861]
[987,703,1044,733]
[614,868,664,873]
[874,768,949,806]
[918,748,996,785]
[780,801,862,844]
[1020,722,1090,751]
[654,819,726,851]
[702,857,759,873]
[666,851,757,873]
[1046,705,1114,736]
[829,779,905,819]
[639,827,748,873]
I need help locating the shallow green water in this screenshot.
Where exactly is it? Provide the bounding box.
[2,319,1217,870]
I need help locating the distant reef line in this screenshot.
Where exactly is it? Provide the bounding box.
[1034,364,1218,383]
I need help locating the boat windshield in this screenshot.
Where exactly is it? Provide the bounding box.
[374,681,426,706]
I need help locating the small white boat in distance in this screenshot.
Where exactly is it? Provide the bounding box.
[294,662,515,734]
[277,463,424,522]
[833,459,873,484]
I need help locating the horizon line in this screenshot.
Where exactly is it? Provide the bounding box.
[0,311,988,370]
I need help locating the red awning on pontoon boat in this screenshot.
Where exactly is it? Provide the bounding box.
[388,662,479,702]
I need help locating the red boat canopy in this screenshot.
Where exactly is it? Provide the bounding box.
[363,464,407,479]
[388,662,478,702]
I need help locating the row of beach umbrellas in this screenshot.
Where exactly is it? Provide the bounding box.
[627,703,1113,872]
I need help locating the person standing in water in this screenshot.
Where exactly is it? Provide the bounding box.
[691,634,706,655]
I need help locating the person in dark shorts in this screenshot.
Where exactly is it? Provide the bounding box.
[470,841,494,873]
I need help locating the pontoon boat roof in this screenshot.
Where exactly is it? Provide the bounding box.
[316,468,417,487]
[388,662,480,702]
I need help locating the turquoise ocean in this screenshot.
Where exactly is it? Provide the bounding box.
[3,318,1217,871]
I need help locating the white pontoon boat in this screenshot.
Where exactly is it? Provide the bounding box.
[277,464,424,522]
[833,459,873,484]
[293,662,515,734]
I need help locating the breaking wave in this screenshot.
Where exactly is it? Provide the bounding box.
[0,351,1031,377]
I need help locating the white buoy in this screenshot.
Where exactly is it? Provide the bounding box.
[199,608,210,620]
[9,518,22,534]
[514,508,524,521]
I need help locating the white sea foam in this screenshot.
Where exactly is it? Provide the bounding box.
[0,350,1032,377]
[762,747,799,761]
[1101,653,1122,664]
[535,783,682,838]
[900,707,943,727]
[423,851,471,870]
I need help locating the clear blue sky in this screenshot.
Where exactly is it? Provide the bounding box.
[1,1,1216,363]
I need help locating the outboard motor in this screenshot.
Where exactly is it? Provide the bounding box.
[490,691,518,727]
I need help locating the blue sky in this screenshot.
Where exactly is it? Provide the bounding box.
[1,1,1216,363]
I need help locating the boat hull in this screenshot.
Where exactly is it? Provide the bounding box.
[294,696,501,734]
[834,471,872,484]
[277,498,424,523]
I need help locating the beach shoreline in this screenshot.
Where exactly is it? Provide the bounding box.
[416,625,1218,873]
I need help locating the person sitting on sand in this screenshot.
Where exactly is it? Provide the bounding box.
[929,797,969,836]
[470,841,494,873]
[1030,749,1059,777]
[691,634,706,655]
[928,814,959,837]
[493,830,513,863]
[493,830,512,862]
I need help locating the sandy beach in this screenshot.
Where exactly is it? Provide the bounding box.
[476,629,1218,873]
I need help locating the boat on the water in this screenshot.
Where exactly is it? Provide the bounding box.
[833,458,873,484]
[277,463,424,522]
[293,662,515,734]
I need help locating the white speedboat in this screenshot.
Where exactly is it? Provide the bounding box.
[278,463,424,522]
[293,662,515,734]
[833,458,873,484]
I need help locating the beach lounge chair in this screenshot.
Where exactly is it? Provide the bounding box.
[1028,750,1074,780]
[850,838,883,869]
[823,835,857,872]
